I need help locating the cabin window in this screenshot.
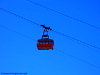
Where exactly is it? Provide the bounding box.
[38,40,54,44]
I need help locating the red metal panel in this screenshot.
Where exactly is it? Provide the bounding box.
[38,47,53,50]
[37,44,54,50]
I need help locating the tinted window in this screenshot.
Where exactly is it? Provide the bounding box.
[39,42,42,44]
[48,42,53,44]
[39,41,45,44]
[45,42,48,44]
[38,40,54,44]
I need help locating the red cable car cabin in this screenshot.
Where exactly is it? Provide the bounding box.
[37,25,54,50]
[37,39,54,50]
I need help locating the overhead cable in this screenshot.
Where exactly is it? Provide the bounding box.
[27,0,100,30]
[55,49,100,69]
[0,7,99,51]
[52,30,100,50]
[0,24,100,69]
[0,25,36,41]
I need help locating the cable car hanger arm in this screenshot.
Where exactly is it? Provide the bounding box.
[40,25,52,30]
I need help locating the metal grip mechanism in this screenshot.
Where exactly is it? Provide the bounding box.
[40,25,52,39]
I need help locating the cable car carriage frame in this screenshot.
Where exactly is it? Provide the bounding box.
[37,25,54,50]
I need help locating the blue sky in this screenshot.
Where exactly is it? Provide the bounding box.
[0,0,100,75]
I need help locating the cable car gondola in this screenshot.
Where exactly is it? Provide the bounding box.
[37,25,54,50]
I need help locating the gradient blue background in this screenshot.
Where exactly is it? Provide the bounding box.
[0,0,100,75]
